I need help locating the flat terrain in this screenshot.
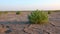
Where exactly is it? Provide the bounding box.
[0,11,60,34]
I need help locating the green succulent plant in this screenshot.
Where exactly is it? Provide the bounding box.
[16,11,21,15]
[4,11,8,14]
[48,11,51,14]
[28,10,48,25]
[0,12,2,15]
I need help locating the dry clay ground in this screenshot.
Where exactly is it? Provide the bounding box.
[0,11,60,34]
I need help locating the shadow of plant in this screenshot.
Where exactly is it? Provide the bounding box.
[0,21,30,24]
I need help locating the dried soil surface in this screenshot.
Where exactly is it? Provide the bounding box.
[0,11,60,34]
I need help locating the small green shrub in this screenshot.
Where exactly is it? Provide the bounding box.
[54,10,60,12]
[4,11,8,14]
[28,10,48,24]
[0,11,8,15]
[48,11,51,14]
[16,11,21,15]
[0,12,2,15]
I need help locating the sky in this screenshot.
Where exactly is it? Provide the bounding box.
[0,0,60,11]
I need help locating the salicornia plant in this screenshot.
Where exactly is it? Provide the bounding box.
[28,10,48,25]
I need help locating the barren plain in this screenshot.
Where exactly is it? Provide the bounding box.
[0,11,60,34]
